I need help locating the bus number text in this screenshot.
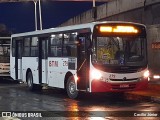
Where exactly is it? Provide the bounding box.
[109,74,115,79]
[63,61,68,66]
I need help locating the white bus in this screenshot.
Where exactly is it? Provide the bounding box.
[0,37,10,77]
[10,21,149,99]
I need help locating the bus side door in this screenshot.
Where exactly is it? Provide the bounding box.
[38,37,48,84]
[15,40,22,80]
[77,33,91,90]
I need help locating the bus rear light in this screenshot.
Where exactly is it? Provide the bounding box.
[143,70,149,78]
[91,70,102,80]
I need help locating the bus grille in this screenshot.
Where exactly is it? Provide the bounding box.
[110,78,138,81]
[111,69,138,73]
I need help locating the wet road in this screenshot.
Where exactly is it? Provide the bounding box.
[0,79,159,120]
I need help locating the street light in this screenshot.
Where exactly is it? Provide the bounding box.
[33,0,38,31]
[92,0,97,19]
[38,0,43,30]
[93,0,95,7]
[33,0,42,31]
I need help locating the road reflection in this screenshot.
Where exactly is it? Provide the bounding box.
[0,80,159,120]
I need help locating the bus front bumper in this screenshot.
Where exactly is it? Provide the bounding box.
[91,79,148,92]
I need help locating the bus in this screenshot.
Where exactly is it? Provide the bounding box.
[10,21,149,99]
[0,37,10,77]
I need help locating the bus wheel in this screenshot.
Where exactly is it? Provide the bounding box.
[66,76,78,99]
[27,71,36,91]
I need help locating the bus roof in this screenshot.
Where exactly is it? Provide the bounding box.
[11,21,146,38]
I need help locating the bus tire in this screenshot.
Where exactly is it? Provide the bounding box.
[27,71,36,91]
[66,76,78,99]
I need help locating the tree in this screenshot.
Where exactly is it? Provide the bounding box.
[0,24,11,37]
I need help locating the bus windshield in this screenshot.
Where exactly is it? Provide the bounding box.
[92,36,147,67]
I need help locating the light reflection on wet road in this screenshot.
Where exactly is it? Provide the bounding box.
[0,80,159,120]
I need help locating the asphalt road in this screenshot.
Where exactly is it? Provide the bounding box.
[0,79,159,120]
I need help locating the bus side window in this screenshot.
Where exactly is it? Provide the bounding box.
[50,46,55,56]
[31,37,38,57]
[66,45,71,56]
[23,37,30,57]
[50,34,62,57]
[63,33,77,57]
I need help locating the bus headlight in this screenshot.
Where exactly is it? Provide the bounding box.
[153,75,160,79]
[91,70,102,80]
[143,70,149,78]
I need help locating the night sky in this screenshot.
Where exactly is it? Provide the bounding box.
[0,1,104,33]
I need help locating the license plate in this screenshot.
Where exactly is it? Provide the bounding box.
[120,84,129,88]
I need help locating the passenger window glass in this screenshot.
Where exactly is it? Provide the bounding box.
[23,37,30,56]
[63,33,77,57]
[50,34,62,57]
[31,37,38,57]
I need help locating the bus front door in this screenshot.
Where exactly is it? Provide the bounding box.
[77,33,90,90]
[15,40,22,80]
[38,38,48,84]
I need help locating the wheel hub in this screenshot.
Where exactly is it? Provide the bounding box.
[69,82,76,94]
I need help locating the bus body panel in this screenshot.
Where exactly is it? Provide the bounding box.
[42,59,48,84]
[48,58,66,88]
[48,57,77,88]
[22,57,39,84]
[18,59,22,79]
[48,57,59,87]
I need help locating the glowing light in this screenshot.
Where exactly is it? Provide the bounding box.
[90,117,106,120]
[99,26,138,33]
[100,26,112,32]
[91,70,102,80]
[51,34,55,37]
[74,75,79,82]
[143,70,150,78]
[113,26,138,33]
[153,75,160,79]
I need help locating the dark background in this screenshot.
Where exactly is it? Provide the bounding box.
[0,1,104,33]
